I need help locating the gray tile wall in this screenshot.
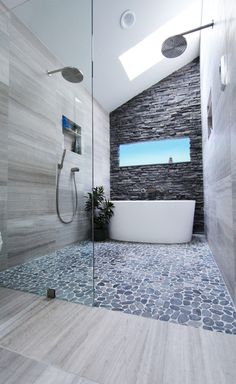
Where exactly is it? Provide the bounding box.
[0,7,109,269]
[110,59,204,232]
[0,5,9,269]
[7,15,58,266]
[201,0,236,304]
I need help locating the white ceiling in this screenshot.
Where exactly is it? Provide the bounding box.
[93,0,203,112]
[3,0,203,113]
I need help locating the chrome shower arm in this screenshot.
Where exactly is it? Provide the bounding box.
[181,21,214,37]
[47,68,65,76]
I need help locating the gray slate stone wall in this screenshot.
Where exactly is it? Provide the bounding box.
[110,59,204,232]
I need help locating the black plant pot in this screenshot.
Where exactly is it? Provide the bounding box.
[94,227,108,241]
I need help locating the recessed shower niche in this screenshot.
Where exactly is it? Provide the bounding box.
[62,115,82,155]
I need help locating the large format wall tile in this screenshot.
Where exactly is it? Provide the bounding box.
[0,82,8,270]
[0,4,9,270]
[0,82,8,188]
[55,79,93,248]
[201,0,236,304]
[54,72,110,249]
[0,4,9,86]
[0,8,109,269]
[7,15,57,265]
[226,0,236,305]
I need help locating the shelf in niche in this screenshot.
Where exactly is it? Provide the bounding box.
[62,115,82,155]
[63,127,81,137]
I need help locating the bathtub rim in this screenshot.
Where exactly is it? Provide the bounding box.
[111,200,196,203]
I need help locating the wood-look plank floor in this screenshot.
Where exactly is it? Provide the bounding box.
[0,347,97,384]
[0,287,235,384]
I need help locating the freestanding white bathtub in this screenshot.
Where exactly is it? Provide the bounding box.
[109,200,196,244]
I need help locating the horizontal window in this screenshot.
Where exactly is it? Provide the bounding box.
[119,137,190,167]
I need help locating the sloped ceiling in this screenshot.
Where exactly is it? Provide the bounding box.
[93,0,203,112]
[3,0,203,112]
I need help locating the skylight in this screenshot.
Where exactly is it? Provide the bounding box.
[119,30,164,81]
[119,2,200,80]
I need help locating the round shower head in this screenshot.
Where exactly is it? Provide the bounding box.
[161,22,214,59]
[61,67,83,83]
[47,67,83,83]
[161,35,187,58]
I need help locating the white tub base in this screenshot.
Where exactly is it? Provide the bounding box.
[109,200,196,244]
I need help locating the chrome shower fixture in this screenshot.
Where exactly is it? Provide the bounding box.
[47,66,84,83]
[161,21,214,58]
[58,149,66,169]
[56,150,79,224]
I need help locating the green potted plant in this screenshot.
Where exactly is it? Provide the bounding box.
[85,186,114,241]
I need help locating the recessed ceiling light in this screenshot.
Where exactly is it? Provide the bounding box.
[120,10,136,29]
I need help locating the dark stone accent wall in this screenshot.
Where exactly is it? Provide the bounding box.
[110,58,204,232]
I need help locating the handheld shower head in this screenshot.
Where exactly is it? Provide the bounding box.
[58,149,66,170]
[47,67,83,83]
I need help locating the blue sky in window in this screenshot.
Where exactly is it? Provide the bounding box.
[119,138,190,166]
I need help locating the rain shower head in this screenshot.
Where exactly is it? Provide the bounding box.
[161,35,187,58]
[161,21,214,59]
[47,66,83,83]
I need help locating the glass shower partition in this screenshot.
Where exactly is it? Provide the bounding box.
[0,0,95,306]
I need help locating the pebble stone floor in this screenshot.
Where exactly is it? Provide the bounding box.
[0,236,236,334]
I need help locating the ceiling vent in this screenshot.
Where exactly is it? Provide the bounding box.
[120,10,136,29]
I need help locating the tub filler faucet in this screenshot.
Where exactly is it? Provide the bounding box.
[140,188,146,199]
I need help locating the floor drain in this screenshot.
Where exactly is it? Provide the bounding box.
[47,288,56,299]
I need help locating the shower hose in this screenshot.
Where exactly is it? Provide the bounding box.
[56,165,78,224]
